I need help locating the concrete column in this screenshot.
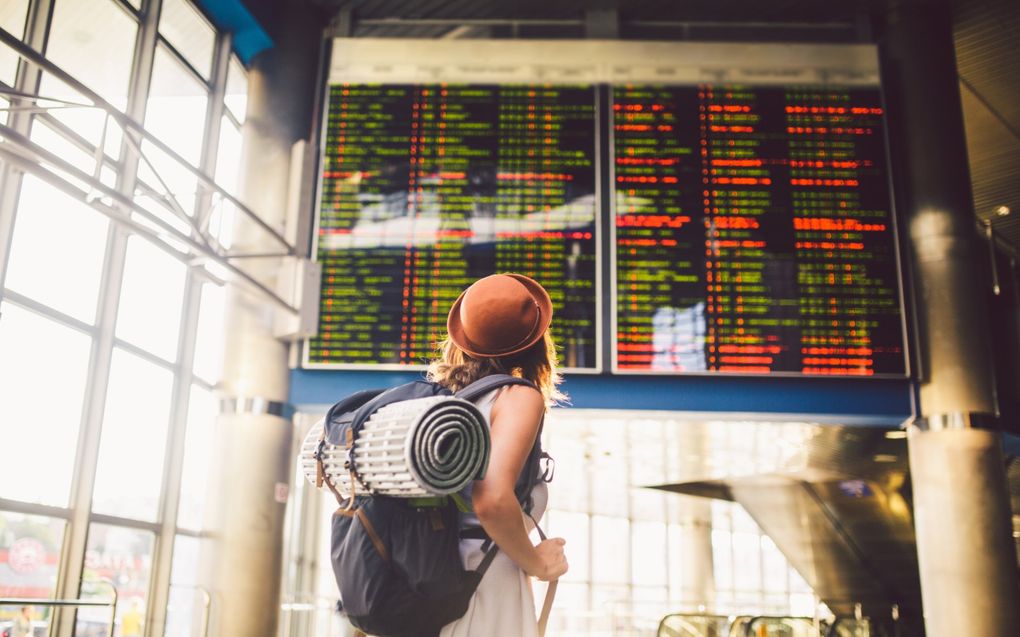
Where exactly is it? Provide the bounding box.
[880,2,1020,635]
[200,5,324,636]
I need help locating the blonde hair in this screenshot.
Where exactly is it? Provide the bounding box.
[426,331,566,407]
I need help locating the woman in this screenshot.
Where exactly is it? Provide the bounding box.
[430,273,569,636]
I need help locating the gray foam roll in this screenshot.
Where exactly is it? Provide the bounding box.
[300,396,490,497]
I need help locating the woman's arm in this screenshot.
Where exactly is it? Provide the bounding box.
[471,384,568,581]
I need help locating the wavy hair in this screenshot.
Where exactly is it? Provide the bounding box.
[426,331,566,407]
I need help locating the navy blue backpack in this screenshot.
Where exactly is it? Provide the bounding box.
[317,374,552,637]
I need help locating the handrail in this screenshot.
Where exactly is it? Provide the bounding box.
[657,612,733,637]
[744,615,817,637]
[0,579,119,637]
[0,26,294,253]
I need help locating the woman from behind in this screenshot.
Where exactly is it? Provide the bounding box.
[429,273,569,636]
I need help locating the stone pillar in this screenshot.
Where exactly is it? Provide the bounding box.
[880,2,1020,635]
[201,5,324,636]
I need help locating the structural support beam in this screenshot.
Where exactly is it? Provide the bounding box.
[880,2,1020,635]
[199,4,324,636]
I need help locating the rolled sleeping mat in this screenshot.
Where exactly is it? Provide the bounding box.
[300,396,490,497]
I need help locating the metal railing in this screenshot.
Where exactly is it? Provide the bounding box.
[0,580,118,637]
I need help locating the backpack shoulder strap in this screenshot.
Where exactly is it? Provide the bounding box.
[455,374,536,402]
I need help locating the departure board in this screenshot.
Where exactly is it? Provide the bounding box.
[309,84,598,368]
[613,85,906,376]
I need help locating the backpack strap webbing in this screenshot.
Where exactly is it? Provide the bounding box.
[454,373,536,402]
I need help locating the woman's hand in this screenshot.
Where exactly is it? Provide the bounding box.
[527,537,568,581]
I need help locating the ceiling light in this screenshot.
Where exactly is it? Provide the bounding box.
[884,430,907,439]
[995,205,1011,217]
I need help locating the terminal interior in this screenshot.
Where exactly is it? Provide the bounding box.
[1,1,1020,636]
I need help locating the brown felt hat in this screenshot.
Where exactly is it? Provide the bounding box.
[446,273,553,358]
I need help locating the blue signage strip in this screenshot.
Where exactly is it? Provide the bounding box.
[196,0,273,64]
[290,369,913,426]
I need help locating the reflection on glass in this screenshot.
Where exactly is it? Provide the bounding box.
[176,385,216,531]
[0,303,90,506]
[145,45,209,168]
[5,175,108,323]
[0,511,65,600]
[0,0,29,86]
[45,0,137,106]
[79,524,153,636]
[157,0,215,79]
[310,84,598,368]
[115,235,187,362]
[92,348,173,522]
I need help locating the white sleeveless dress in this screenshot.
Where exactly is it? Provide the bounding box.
[439,387,549,637]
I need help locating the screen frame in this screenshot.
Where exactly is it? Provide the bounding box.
[302,81,605,373]
[607,81,912,378]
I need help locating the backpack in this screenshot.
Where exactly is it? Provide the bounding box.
[317,374,553,637]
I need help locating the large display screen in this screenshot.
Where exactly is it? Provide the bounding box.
[613,84,906,375]
[308,83,599,368]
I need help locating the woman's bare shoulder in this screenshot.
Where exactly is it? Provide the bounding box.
[493,383,544,411]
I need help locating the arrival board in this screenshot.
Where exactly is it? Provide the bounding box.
[309,84,599,368]
[613,84,906,375]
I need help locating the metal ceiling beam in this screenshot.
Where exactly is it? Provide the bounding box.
[0,26,294,254]
[0,124,299,315]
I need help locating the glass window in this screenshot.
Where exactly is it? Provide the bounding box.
[631,521,667,587]
[176,385,216,531]
[761,535,788,594]
[92,348,174,521]
[4,175,109,323]
[115,235,187,362]
[0,511,66,600]
[79,524,154,634]
[146,44,209,168]
[165,535,207,637]
[548,511,589,582]
[0,0,29,86]
[136,140,200,222]
[192,282,225,384]
[224,56,248,124]
[711,529,734,592]
[36,74,126,163]
[45,0,137,106]
[158,0,215,80]
[28,119,119,189]
[214,116,242,197]
[0,302,91,506]
[732,532,762,592]
[591,515,628,584]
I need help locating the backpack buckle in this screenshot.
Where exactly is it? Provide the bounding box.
[538,452,555,483]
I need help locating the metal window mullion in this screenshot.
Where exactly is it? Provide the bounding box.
[0,288,99,336]
[52,0,162,635]
[146,17,231,637]
[192,31,230,239]
[147,269,202,637]
[0,497,72,521]
[0,0,54,303]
